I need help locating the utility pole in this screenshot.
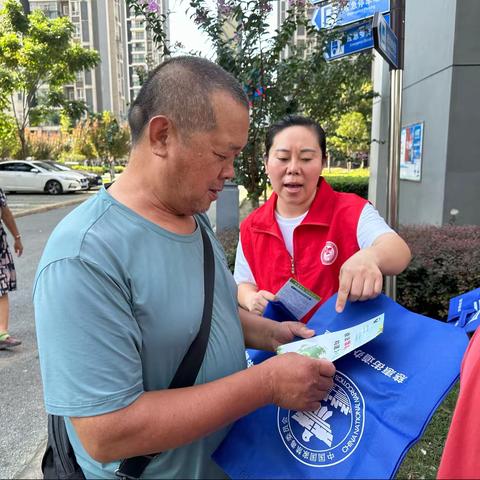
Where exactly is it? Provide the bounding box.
[384,0,405,301]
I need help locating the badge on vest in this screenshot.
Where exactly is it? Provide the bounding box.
[321,241,338,265]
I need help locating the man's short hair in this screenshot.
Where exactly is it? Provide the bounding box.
[128,56,249,144]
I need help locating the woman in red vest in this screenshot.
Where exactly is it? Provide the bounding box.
[235,115,411,321]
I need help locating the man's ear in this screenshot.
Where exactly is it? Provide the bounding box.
[148,116,171,157]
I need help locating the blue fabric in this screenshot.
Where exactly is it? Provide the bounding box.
[447,287,480,333]
[263,300,297,322]
[214,293,468,479]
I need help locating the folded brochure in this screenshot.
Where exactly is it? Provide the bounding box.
[277,314,384,362]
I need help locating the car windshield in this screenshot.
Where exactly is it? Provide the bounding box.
[52,163,70,171]
[34,161,62,172]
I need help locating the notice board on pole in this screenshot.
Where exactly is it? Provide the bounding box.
[400,122,424,181]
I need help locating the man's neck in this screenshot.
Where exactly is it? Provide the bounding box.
[108,167,196,235]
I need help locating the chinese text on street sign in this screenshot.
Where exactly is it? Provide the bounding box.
[312,0,390,30]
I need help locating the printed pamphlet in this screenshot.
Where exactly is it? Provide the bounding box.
[277,314,384,362]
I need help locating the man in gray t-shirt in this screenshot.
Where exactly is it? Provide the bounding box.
[34,56,336,479]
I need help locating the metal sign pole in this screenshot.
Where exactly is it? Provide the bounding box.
[385,0,405,301]
[385,68,403,300]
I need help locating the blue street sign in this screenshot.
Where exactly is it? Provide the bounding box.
[323,14,390,61]
[373,11,398,68]
[312,0,390,30]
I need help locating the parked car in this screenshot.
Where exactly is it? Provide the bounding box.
[43,161,103,189]
[0,160,87,194]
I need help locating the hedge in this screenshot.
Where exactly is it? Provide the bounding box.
[397,224,480,320]
[70,164,125,175]
[71,165,104,174]
[217,223,480,321]
[323,175,368,199]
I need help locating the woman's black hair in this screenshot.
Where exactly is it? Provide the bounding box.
[265,115,327,160]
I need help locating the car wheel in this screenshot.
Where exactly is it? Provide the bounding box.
[45,180,63,195]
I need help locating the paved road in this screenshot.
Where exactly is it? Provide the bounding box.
[0,205,79,479]
[7,190,98,217]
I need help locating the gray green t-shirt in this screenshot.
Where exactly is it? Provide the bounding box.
[33,188,247,479]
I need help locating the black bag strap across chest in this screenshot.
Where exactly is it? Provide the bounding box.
[115,221,215,479]
[42,221,216,480]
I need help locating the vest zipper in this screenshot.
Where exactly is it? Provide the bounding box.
[290,255,295,275]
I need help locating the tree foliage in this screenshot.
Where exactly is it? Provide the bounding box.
[330,111,370,166]
[0,111,18,159]
[0,0,100,158]
[87,112,130,180]
[126,0,373,204]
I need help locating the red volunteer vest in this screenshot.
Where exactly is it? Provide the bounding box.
[240,178,367,322]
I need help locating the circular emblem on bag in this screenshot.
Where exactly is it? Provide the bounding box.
[321,241,338,265]
[277,371,365,468]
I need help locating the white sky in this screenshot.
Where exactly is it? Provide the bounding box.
[168,0,215,58]
[167,0,278,58]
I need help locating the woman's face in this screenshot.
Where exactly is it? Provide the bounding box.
[266,125,324,217]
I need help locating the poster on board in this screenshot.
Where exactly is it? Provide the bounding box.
[400,122,424,181]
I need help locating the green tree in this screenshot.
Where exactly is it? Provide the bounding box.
[0,112,19,159]
[88,112,130,181]
[330,111,370,168]
[0,0,100,158]
[126,0,373,204]
[70,119,95,162]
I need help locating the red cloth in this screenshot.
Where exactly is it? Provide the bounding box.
[438,328,480,479]
[240,178,366,322]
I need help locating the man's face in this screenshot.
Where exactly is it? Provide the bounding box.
[166,92,249,216]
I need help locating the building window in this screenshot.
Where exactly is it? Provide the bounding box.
[131,53,145,64]
[70,1,79,16]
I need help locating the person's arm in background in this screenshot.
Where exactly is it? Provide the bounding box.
[234,236,275,314]
[437,329,480,479]
[1,205,23,257]
[335,204,411,313]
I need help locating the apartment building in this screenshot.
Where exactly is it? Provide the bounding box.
[26,0,168,120]
[277,0,318,59]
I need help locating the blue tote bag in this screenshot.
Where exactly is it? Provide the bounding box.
[214,294,468,479]
[447,287,480,333]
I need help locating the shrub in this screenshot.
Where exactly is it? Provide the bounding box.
[57,152,86,164]
[71,164,104,175]
[397,225,480,320]
[323,175,369,199]
[24,131,63,160]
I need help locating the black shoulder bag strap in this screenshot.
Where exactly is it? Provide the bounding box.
[115,221,215,480]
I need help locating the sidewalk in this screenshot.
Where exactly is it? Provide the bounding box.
[14,439,46,479]
[13,196,89,218]
[8,195,91,479]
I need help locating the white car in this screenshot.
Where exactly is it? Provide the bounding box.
[0,160,88,195]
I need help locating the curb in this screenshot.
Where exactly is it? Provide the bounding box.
[13,197,88,219]
[14,437,47,480]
